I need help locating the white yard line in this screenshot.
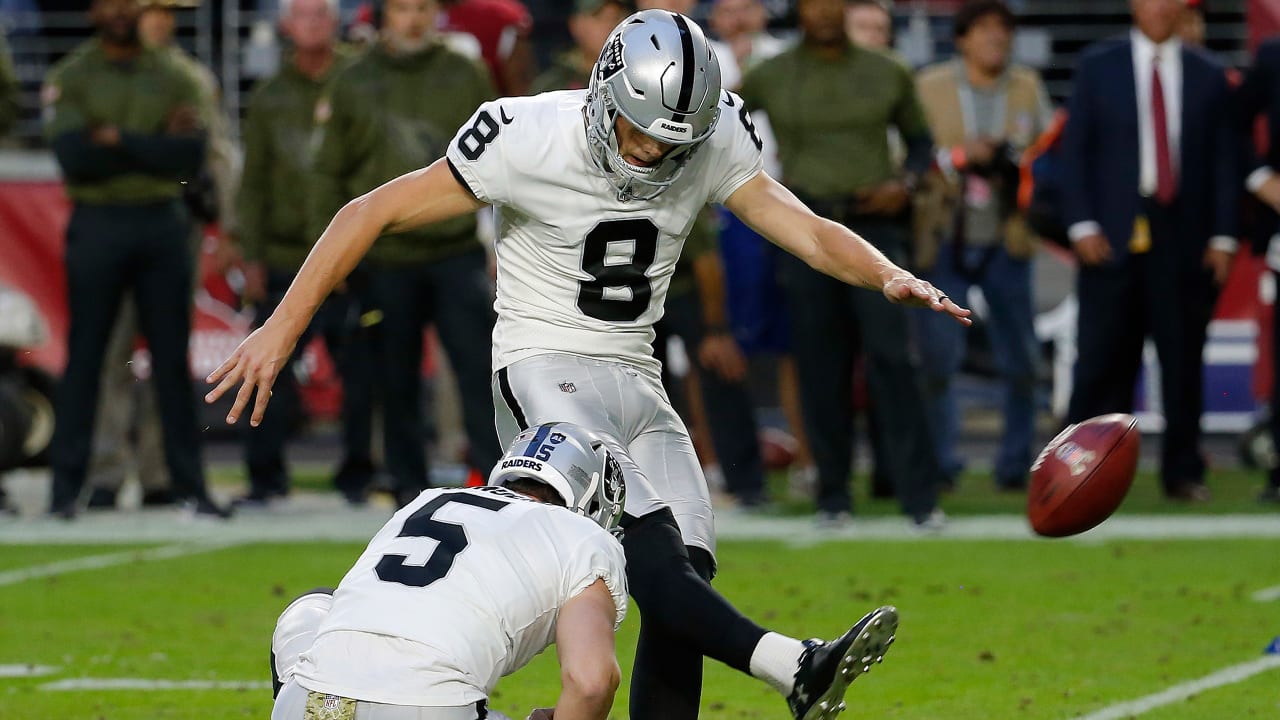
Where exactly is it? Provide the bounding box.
[1250,584,1280,602]
[3,504,1280,545]
[1072,655,1280,720]
[0,541,242,587]
[39,678,270,691]
[0,665,58,678]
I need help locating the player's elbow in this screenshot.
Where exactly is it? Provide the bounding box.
[560,658,620,707]
[339,192,390,237]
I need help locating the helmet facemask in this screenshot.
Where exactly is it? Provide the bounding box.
[585,78,717,202]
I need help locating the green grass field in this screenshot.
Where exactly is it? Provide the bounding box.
[1,468,1278,719]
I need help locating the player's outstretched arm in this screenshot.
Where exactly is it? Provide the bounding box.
[205,158,486,426]
[552,579,620,720]
[724,171,972,326]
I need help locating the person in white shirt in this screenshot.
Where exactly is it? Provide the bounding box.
[211,11,968,720]
[1059,0,1237,503]
[270,422,628,720]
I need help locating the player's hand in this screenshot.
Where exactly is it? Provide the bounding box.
[882,274,972,326]
[698,333,748,382]
[855,180,910,216]
[1073,233,1112,266]
[204,320,299,426]
[1254,174,1280,214]
[526,708,555,720]
[1203,246,1234,287]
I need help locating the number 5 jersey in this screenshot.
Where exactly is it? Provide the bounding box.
[445,89,763,374]
[291,487,627,707]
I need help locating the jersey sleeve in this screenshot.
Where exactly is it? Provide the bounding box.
[707,91,765,205]
[445,99,514,206]
[562,531,628,629]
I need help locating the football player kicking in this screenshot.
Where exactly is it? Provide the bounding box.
[270,422,628,720]
[209,10,970,720]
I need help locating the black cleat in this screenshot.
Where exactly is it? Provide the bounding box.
[787,606,898,720]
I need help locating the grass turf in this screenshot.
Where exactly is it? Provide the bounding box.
[1,537,1277,719]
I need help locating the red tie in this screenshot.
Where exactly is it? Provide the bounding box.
[1152,55,1176,205]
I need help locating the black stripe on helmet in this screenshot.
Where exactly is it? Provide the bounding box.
[669,12,696,124]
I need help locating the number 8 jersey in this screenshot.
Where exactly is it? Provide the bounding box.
[445,89,763,373]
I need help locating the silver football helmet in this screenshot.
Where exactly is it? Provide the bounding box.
[489,422,627,534]
[585,9,723,201]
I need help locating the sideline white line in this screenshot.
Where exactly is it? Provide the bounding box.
[1072,655,1280,720]
[0,665,59,678]
[0,542,242,587]
[4,506,1280,544]
[39,678,270,691]
[1251,585,1280,602]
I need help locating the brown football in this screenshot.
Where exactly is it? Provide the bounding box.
[1028,414,1140,537]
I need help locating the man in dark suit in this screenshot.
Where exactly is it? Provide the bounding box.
[1237,36,1280,504]
[1060,0,1237,502]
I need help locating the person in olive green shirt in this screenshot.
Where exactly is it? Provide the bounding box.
[42,0,227,519]
[235,0,377,506]
[529,0,630,94]
[86,0,240,511]
[739,0,944,530]
[0,31,18,138]
[309,0,499,506]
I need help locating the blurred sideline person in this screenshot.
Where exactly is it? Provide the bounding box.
[914,0,1053,491]
[708,0,821,502]
[1237,34,1280,503]
[208,11,961,719]
[87,0,243,510]
[43,0,228,519]
[439,0,535,96]
[236,0,378,506]
[1060,0,1237,502]
[710,0,790,72]
[846,0,892,50]
[270,423,628,720]
[529,0,631,94]
[843,0,899,501]
[309,0,500,507]
[742,0,946,529]
[652,215,771,508]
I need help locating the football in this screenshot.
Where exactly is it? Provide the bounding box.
[1028,413,1140,537]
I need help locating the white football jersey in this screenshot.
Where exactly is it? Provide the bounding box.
[292,486,627,707]
[445,89,764,373]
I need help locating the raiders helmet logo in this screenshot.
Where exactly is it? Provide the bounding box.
[597,34,626,82]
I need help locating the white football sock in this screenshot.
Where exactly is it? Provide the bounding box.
[749,631,807,695]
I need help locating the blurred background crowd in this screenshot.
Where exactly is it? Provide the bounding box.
[0,0,1277,525]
